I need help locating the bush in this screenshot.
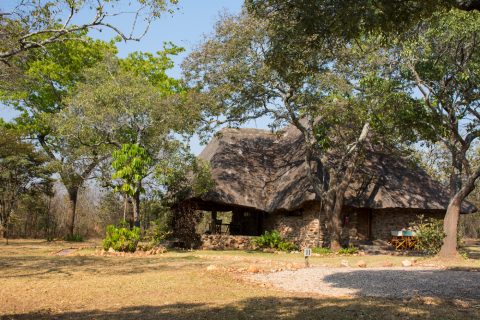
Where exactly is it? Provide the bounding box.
[144,219,172,245]
[312,247,332,255]
[413,215,445,255]
[338,246,359,255]
[103,224,140,252]
[64,233,84,242]
[255,230,298,252]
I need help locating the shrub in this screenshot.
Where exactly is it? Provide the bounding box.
[312,247,332,255]
[103,224,140,252]
[338,246,359,255]
[278,241,298,252]
[64,233,84,242]
[413,215,445,255]
[144,219,172,245]
[255,230,298,252]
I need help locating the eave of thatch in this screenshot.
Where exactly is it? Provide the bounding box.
[193,125,476,214]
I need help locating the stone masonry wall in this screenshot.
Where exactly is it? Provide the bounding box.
[263,206,445,248]
[263,203,325,248]
[200,207,445,250]
[200,234,256,250]
[371,209,444,240]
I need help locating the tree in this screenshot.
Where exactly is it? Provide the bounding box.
[1,37,115,236]
[182,12,424,250]
[57,47,205,228]
[0,124,52,243]
[246,0,480,45]
[397,10,480,258]
[0,0,178,62]
[112,144,152,227]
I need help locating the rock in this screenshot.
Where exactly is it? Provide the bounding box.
[108,247,115,253]
[359,251,366,256]
[383,261,394,267]
[453,299,470,308]
[155,247,166,254]
[292,263,304,269]
[247,265,260,273]
[356,260,367,268]
[340,260,349,267]
[206,265,218,272]
[262,248,275,253]
[402,259,412,267]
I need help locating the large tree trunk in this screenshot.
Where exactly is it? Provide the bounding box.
[439,196,461,258]
[323,188,341,251]
[67,189,78,237]
[439,166,480,258]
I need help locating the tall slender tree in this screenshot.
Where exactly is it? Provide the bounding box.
[0,124,52,243]
[56,48,205,228]
[398,10,480,257]
[1,37,115,236]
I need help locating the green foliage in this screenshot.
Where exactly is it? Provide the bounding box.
[157,149,214,204]
[112,144,152,197]
[0,125,52,232]
[246,0,470,44]
[255,230,298,252]
[338,246,359,255]
[103,224,141,253]
[413,215,446,255]
[120,43,185,94]
[64,233,84,242]
[277,241,298,252]
[144,219,172,245]
[0,0,177,64]
[312,247,333,255]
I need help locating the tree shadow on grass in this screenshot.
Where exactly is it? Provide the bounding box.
[321,268,480,301]
[2,296,478,320]
[0,255,206,279]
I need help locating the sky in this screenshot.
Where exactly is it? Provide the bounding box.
[0,0,272,155]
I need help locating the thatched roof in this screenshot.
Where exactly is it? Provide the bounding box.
[192,125,475,214]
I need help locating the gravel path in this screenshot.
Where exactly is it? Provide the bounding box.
[250,267,480,300]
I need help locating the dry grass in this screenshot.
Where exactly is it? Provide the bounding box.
[0,239,479,319]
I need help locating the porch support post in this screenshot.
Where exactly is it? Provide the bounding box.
[211,211,217,234]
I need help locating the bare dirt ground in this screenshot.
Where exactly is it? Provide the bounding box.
[1,239,479,319]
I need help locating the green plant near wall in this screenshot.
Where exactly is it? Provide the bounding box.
[312,247,333,255]
[413,215,446,255]
[103,224,141,252]
[255,230,298,252]
[338,246,359,255]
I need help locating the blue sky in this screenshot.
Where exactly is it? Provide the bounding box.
[1,0,273,154]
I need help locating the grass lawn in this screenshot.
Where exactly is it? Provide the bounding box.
[0,239,479,319]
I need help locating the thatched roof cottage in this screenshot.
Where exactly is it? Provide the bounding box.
[182,124,475,248]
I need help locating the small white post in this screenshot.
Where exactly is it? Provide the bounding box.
[304,248,312,267]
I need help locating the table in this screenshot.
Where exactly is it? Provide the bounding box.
[391,235,417,250]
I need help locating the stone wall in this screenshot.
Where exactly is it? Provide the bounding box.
[371,208,444,240]
[200,207,446,250]
[262,205,445,248]
[263,203,325,248]
[200,234,256,250]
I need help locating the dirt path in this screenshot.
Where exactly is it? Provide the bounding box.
[250,267,480,300]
